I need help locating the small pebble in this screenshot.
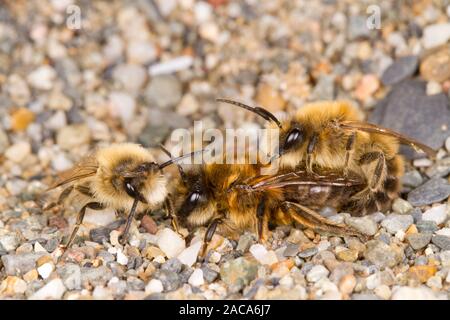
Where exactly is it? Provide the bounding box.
[156,228,186,259]
[188,268,204,287]
[145,279,164,295]
[422,204,448,225]
[29,279,66,300]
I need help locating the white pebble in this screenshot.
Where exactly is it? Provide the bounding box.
[194,1,213,23]
[249,244,278,265]
[157,228,186,258]
[279,275,294,288]
[37,262,54,279]
[374,285,391,300]
[422,23,450,49]
[12,278,27,294]
[209,251,221,264]
[306,265,330,282]
[395,230,406,241]
[29,279,66,300]
[392,286,444,300]
[154,255,166,263]
[108,92,136,124]
[145,279,163,295]
[127,40,157,64]
[445,136,450,153]
[149,56,193,76]
[436,228,450,237]
[27,65,56,90]
[113,64,147,93]
[46,110,67,130]
[84,208,116,227]
[426,81,442,95]
[110,230,121,247]
[5,142,31,163]
[422,204,448,225]
[34,242,47,253]
[188,269,204,287]
[365,273,381,290]
[51,153,73,172]
[413,158,433,167]
[116,248,128,266]
[177,240,202,267]
[92,286,113,300]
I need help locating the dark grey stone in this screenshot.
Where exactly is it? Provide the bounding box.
[406,233,432,250]
[161,258,183,273]
[155,269,181,292]
[179,268,194,283]
[416,220,439,233]
[81,266,113,286]
[298,247,318,258]
[407,177,450,206]
[283,243,300,257]
[402,170,424,188]
[431,235,450,250]
[369,80,450,159]
[201,266,219,283]
[89,219,124,243]
[381,56,418,86]
[1,252,46,276]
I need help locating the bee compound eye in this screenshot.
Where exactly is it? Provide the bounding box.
[284,128,303,150]
[189,192,200,204]
[124,180,137,197]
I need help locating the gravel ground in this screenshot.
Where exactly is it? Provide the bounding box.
[1,0,450,300]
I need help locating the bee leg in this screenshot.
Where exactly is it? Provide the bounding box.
[200,219,221,258]
[256,196,269,243]
[43,185,74,210]
[353,151,387,197]
[119,198,140,245]
[61,201,105,250]
[343,132,356,176]
[306,133,319,175]
[164,196,179,234]
[282,201,367,241]
[115,209,126,219]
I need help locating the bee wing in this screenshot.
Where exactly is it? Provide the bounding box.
[339,120,437,159]
[247,170,364,191]
[47,154,99,190]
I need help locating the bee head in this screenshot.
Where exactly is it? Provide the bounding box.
[172,169,216,228]
[279,123,305,156]
[122,161,161,204]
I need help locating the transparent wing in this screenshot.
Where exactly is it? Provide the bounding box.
[339,120,437,158]
[47,153,98,190]
[243,170,365,191]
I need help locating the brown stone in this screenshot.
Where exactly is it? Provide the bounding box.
[420,45,450,82]
[141,215,158,234]
[11,108,34,131]
[408,265,437,283]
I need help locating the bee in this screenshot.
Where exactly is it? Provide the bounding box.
[168,150,368,256]
[217,98,436,216]
[46,143,199,249]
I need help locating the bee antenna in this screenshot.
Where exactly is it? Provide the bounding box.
[159,146,208,176]
[216,98,282,129]
[158,144,187,181]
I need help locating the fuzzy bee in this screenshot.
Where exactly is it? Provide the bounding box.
[167,150,367,256]
[217,98,436,216]
[46,143,199,249]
